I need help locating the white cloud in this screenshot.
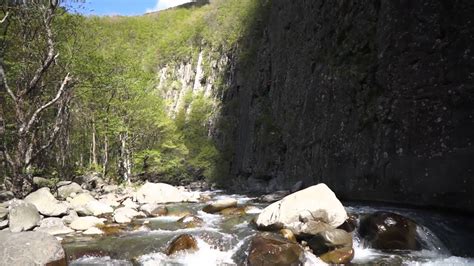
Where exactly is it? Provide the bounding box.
[146,0,192,13]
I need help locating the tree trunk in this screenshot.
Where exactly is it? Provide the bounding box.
[118,132,132,184]
[91,116,98,166]
[103,134,108,178]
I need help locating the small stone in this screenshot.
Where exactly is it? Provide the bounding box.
[202,198,237,213]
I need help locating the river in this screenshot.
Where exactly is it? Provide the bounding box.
[64,190,474,265]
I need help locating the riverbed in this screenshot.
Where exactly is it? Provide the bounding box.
[64,190,474,265]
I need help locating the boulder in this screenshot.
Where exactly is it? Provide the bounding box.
[35,217,74,235]
[69,192,96,212]
[99,193,121,207]
[24,188,68,217]
[70,216,104,231]
[358,211,420,250]
[202,198,237,214]
[305,229,353,255]
[8,199,41,232]
[135,182,189,204]
[75,172,105,190]
[101,184,118,193]
[219,206,247,216]
[255,183,347,235]
[0,206,8,220]
[247,233,304,265]
[122,198,139,209]
[140,204,168,217]
[62,210,79,225]
[57,182,83,199]
[319,246,354,264]
[85,200,113,216]
[0,231,65,265]
[177,214,203,228]
[0,191,14,203]
[0,220,8,230]
[83,227,104,235]
[113,207,141,224]
[165,234,198,255]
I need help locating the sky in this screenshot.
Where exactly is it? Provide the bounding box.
[70,0,192,16]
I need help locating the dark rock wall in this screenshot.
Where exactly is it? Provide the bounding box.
[218,0,474,211]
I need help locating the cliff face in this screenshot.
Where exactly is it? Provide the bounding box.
[217,0,474,211]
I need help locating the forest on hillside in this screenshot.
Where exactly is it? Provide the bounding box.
[0,0,266,195]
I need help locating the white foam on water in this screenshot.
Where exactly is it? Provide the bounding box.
[405,255,474,266]
[148,227,221,235]
[70,256,132,266]
[139,238,236,265]
[148,216,182,222]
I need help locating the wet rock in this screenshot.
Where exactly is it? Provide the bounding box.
[113,207,141,223]
[35,217,74,235]
[247,232,304,265]
[255,184,347,235]
[177,214,203,228]
[280,229,297,243]
[319,246,354,264]
[0,231,65,265]
[24,187,68,217]
[359,211,421,251]
[97,224,124,236]
[70,216,104,231]
[258,190,290,203]
[8,199,41,232]
[219,206,247,216]
[202,198,237,213]
[165,234,198,255]
[305,229,353,255]
[337,213,358,233]
[57,182,83,199]
[140,204,168,217]
[135,182,189,204]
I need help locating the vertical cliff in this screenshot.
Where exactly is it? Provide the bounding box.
[217,0,474,211]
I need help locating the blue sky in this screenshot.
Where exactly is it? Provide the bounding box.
[69,0,192,16]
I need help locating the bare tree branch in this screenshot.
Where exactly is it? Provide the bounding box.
[0,11,8,24]
[28,95,69,166]
[23,7,57,96]
[20,72,71,136]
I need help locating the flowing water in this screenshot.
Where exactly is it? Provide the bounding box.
[64,190,474,265]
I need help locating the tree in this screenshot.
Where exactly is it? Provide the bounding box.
[0,0,76,196]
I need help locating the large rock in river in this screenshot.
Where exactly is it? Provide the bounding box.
[24,187,68,217]
[135,182,189,204]
[255,183,347,235]
[70,216,104,231]
[8,199,41,232]
[0,231,65,265]
[247,233,304,265]
[57,182,83,199]
[202,198,237,214]
[358,211,421,250]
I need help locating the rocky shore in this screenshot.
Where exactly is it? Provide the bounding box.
[0,176,434,265]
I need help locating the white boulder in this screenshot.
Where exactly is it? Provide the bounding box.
[255,183,347,235]
[135,182,189,204]
[24,188,68,217]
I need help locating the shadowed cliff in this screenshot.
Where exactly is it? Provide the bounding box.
[215,0,474,212]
